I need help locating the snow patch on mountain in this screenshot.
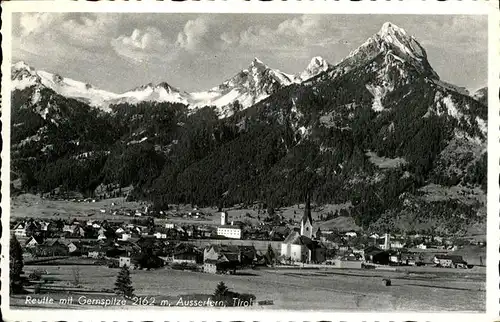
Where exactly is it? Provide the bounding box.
[472,87,487,106]
[442,95,462,119]
[12,62,118,112]
[299,56,331,81]
[338,22,439,80]
[31,88,42,105]
[365,84,387,112]
[189,58,297,117]
[377,22,425,63]
[366,151,407,169]
[476,116,487,135]
[36,71,119,111]
[12,61,41,90]
[18,133,41,146]
[128,137,149,145]
[108,83,189,107]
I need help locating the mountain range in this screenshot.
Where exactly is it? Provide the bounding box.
[12,55,331,116]
[10,22,487,235]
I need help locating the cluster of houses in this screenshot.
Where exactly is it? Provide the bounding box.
[12,198,479,271]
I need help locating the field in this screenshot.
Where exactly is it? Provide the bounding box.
[11,194,145,221]
[11,264,485,311]
[10,194,357,230]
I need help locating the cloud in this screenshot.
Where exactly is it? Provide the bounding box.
[419,15,487,54]
[223,15,343,50]
[111,27,175,63]
[60,14,119,47]
[111,17,223,63]
[19,13,61,36]
[17,13,120,50]
[176,17,212,52]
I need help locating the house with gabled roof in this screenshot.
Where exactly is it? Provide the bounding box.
[204,244,241,263]
[364,245,389,265]
[203,244,243,274]
[433,254,467,268]
[281,231,326,263]
[13,222,27,237]
[25,235,44,248]
[38,238,68,256]
[172,244,201,264]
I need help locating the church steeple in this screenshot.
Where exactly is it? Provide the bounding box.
[301,195,313,238]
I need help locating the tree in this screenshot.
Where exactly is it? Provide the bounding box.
[266,244,276,266]
[72,267,81,286]
[10,234,24,294]
[114,266,134,298]
[213,281,229,304]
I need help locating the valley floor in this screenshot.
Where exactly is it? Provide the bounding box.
[11,264,485,311]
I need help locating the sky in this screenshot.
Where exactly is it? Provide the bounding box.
[11,13,488,93]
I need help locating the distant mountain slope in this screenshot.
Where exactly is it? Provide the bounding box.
[189,58,298,117]
[12,62,118,112]
[473,87,488,106]
[12,57,331,116]
[107,82,190,107]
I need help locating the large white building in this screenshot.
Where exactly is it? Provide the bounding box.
[216,211,241,239]
[217,225,242,239]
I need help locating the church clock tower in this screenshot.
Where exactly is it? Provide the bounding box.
[300,196,313,239]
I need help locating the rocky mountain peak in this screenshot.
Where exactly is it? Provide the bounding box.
[251,57,267,68]
[337,22,439,80]
[133,83,154,91]
[377,22,407,38]
[156,82,178,92]
[473,87,488,106]
[300,56,330,81]
[12,60,33,72]
[376,22,425,60]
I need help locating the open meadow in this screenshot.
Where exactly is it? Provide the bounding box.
[10,194,359,230]
[11,264,485,311]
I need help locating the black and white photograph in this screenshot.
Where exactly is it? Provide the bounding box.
[1,2,498,320]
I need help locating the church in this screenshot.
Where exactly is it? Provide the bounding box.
[280,198,326,264]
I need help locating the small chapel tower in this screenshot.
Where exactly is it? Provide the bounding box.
[300,196,313,239]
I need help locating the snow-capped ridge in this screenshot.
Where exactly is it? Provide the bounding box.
[337,22,439,80]
[251,57,266,67]
[13,61,33,71]
[189,57,297,116]
[300,56,331,81]
[108,81,190,107]
[376,22,427,62]
[10,22,444,118]
[377,22,408,38]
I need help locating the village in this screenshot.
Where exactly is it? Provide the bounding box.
[12,196,485,274]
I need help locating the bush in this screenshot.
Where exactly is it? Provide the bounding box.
[171,262,198,271]
[212,282,256,307]
[28,270,44,281]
